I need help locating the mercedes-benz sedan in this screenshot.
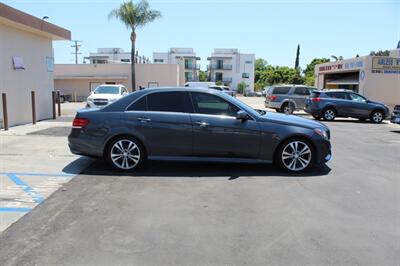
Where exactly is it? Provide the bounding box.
[69,87,332,172]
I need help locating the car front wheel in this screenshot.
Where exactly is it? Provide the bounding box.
[371,110,384,123]
[106,137,145,171]
[277,139,313,172]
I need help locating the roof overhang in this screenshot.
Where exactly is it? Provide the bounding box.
[54,75,129,80]
[0,3,71,40]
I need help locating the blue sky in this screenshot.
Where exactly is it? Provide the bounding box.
[3,0,399,70]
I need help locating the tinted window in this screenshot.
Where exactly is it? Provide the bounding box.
[310,92,321,98]
[147,92,193,113]
[127,96,147,111]
[327,92,348,99]
[191,92,239,117]
[294,87,310,95]
[272,87,291,94]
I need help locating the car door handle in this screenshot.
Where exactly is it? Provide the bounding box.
[137,117,151,123]
[195,121,210,127]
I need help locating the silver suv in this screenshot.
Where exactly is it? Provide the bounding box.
[264,85,316,114]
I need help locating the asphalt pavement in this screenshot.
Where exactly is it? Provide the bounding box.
[0,115,399,265]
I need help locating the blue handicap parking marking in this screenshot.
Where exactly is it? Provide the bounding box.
[0,172,75,211]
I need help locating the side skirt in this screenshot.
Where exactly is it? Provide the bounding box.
[148,156,272,164]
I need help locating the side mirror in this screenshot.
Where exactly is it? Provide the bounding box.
[236,110,248,121]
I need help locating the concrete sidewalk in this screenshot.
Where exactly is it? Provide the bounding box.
[0,102,92,232]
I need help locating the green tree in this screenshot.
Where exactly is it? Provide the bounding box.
[303,58,330,86]
[109,0,161,91]
[237,82,247,94]
[295,44,300,69]
[198,70,208,82]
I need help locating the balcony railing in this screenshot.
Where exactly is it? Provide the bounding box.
[185,64,200,70]
[208,64,233,70]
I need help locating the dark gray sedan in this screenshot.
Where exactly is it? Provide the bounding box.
[69,87,332,172]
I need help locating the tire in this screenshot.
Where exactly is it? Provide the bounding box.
[275,108,282,113]
[281,102,294,114]
[276,138,314,172]
[322,108,336,121]
[370,110,384,123]
[106,136,146,171]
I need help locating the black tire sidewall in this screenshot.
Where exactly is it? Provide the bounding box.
[106,136,146,171]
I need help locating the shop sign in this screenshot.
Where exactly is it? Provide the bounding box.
[319,63,343,72]
[372,57,400,74]
[344,60,363,69]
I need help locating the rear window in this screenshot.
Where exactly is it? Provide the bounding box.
[310,92,321,98]
[272,87,291,95]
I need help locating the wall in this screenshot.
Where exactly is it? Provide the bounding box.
[0,21,54,127]
[54,63,185,100]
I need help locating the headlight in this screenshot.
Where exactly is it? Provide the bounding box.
[314,128,329,140]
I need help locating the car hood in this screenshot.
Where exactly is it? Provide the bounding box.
[260,112,328,130]
[89,94,121,100]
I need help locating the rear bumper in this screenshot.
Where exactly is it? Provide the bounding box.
[265,101,281,109]
[68,129,104,158]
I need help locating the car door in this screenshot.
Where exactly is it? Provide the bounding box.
[292,87,311,109]
[325,92,352,116]
[190,92,262,158]
[124,91,193,156]
[348,93,370,117]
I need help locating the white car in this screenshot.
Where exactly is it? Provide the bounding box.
[86,85,128,108]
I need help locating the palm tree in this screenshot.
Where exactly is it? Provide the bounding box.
[109,0,161,91]
[331,55,343,61]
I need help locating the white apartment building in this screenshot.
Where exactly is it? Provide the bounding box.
[207,48,255,92]
[85,48,138,64]
[153,48,200,82]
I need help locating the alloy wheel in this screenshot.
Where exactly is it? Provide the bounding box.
[283,103,294,114]
[324,109,335,121]
[281,141,312,171]
[110,139,141,170]
[372,111,383,123]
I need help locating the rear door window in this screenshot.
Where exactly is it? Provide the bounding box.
[326,92,348,100]
[294,87,310,95]
[127,96,147,111]
[147,92,193,113]
[272,87,291,94]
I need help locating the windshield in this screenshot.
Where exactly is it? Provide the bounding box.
[94,86,119,94]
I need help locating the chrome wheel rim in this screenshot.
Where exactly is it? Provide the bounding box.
[282,141,312,171]
[111,140,140,169]
[372,112,383,122]
[324,110,335,120]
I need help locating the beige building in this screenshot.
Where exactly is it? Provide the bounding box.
[0,3,70,128]
[54,63,185,101]
[315,49,400,107]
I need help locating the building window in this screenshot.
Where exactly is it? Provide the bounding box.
[121,59,130,62]
[154,59,164,63]
[242,73,250,78]
[245,60,253,64]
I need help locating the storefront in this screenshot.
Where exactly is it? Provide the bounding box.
[315,49,400,107]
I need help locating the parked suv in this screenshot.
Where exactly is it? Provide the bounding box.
[305,90,389,123]
[390,105,400,124]
[264,85,316,114]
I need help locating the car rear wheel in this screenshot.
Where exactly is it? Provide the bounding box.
[371,110,384,123]
[106,137,145,171]
[323,108,336,121]
[281,103,294,114]
[277,139,313,172]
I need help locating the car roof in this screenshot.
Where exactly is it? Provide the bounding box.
[316,89,355,93]
[97,84,124,87]
[136,86,226,94]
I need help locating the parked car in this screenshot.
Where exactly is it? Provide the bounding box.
[305,90,390,123]
[69,87,332,173]
[86,84,129,108]
[390,105,400,124]
[264,85,317,114]
[208,85,236,97]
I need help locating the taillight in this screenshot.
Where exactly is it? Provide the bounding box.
[72,118,89,128]
[311,97,321,102]
[267,95,277,101]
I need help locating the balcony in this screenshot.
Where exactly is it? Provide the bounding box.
[185,64,200,70]
[207,64,233,70]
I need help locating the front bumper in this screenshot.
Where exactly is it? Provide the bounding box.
[315,138,332,164]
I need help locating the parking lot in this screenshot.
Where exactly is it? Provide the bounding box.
[0,97,399,265]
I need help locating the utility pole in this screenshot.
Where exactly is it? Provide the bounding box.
[71,40,82,64]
